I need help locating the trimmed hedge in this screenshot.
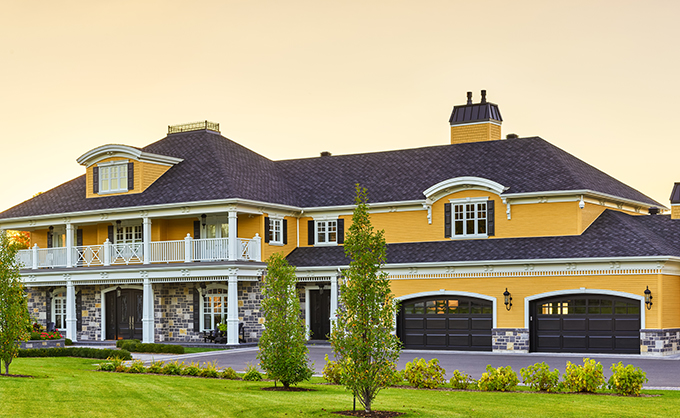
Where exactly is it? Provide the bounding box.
[116,339,184,354]
[18,347,132,360]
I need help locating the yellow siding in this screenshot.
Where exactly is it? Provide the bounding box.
[238,215,261,240]
[450,123,501,144]
[390,273,661,329]
[499,201,580,237]
[165,218,194,241]
[579,202,606,233]
[80,225,99,246]
[86,158,170,199]
[660,275,680,328]
[261,215,298,260]
[672,206,680,220]
[31,229,48,248]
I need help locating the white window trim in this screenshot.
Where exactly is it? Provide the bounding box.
[199,284,229,332]
[268,216,284,246]
[314,218,339,246]
[449,197,489,239]
[98,160,129,195]
[51,287,67,331]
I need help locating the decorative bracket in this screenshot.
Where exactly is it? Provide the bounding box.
[422,199,433,224]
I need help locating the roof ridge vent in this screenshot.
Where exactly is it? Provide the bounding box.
[168,121,220,134]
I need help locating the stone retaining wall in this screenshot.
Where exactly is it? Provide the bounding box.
[641,328,680,356]
[20,339,66,349]
[492,328,529,353]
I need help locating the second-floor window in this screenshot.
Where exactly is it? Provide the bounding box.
[99,162,128,193]
[269,218,283,244]
[445,198,495,238]
[316,220,337,244]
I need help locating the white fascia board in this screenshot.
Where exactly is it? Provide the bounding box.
[450,121,502,127]
[501,189,667,211]
[301,200,426,215]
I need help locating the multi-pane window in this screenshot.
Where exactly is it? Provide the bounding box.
[268,219,282,244]
[116,225,142,244]
[203,287,227,331]
[453,202,487,236]
[99,163,128,193]
[52,290,66,330]
[316,220,337,244]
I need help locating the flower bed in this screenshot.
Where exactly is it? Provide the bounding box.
[20,338,66,349]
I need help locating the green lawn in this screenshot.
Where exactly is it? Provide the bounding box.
[0,358,677,418]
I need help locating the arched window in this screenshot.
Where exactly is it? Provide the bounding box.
[202,287,228,331]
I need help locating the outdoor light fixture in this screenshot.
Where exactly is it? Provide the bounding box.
[644,286,653,310]
[48,225,54,232]
[116,286,122,297]
[201,214,207,227]
[116,220,122,232]
[319,284,325,295]
[503,288,512,311]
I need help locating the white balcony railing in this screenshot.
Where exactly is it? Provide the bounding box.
[16,234,262,270]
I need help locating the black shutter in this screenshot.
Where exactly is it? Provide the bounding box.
[308,220,315,245]
[193,288,200,332]
[487,200,495,237]
[444,203,452,238]
[264,217,270,243]
[283,219,288,245]
[45,290,52,325]
[127,162,134,191]
[93,166,99,194]
[193,221,201,239]
[47,230,53,248]
[108,225,114,243]
[76,229,83,247]
[76,291,82,333]
[337,219,345,244]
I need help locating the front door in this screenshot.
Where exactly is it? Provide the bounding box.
[105,289,143,340]
[309,289,331,340]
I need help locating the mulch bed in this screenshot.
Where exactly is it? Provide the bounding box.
[333,411,404,417]
[261,386,315,392]
[0,374,34,378]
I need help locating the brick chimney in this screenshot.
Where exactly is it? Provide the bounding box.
[449,90,503,144]
[670,183,680,219]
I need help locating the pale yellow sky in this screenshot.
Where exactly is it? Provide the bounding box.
[1,1,678,212]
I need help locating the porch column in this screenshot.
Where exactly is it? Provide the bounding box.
[142,277,154,343]
[330,274,339,333]
[228,211,238,261]
[227,272,239,344]
[143,217,151,265]
[65,223,74,268]
[65,278,77,341]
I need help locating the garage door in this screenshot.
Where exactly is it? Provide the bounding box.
[530,295,640,354]
[399,296,492,351]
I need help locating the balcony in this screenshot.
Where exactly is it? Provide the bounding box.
[17,235,261,270]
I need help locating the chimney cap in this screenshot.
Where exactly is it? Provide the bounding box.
[506,133,519,139]
[449,90,502,125]
[481,90,487,104]
[466,91,473,105]
[320,151,332,157]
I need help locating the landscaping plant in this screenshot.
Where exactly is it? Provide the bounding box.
[607,362,648,396]
[520,362,560,392]
[322,354,343,384]
[404,358,447,389]
[0,232,31,374]
[257,253,313,388]
[450,369,475,390]
[243,363,263,381]
[330,185,402,413]
[562,358,605,393]
[181,361,202,376]
[477,365,519,392]
[220,367,238,380]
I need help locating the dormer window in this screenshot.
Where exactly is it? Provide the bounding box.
[444,197,495,239]
[97,161,130,193]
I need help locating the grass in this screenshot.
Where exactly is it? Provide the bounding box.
[1,357,678,418]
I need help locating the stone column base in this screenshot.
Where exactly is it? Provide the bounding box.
[492,328,529,353]
[640,329,680,356]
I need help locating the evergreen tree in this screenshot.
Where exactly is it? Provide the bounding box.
[257,253,313,388]
[331,185,401,413]
[0,232,31,374]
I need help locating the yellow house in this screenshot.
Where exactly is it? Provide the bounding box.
[2,93,678,355]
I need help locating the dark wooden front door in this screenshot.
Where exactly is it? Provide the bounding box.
[105,289,143,340]
[309,289,331,340]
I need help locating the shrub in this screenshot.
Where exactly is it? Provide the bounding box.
[161,360,184,375]
[116,340,183,354]
[477,365,519,392]
[147,360,164,374]
[390,369,406,386]
[65,338,73,346]
[243,363,263,381]
[404,358,447,389]
[181,361,202,376]
[200,361,220,378]
[607,362,648,396]
[127,360,147,374]
[520,362,560,392]
[18,347,131,360]
[97,357,119,372]
[221,367,238,380]
[116,339,140,348]
[322,354,343,384]
[562,358,604,393]
[450,369,475,390]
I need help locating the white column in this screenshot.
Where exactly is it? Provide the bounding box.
[32,244,38,269]
[143,217,151,265]
[330,274,339,333]
[142,277,154,343]
[66,223,74,268]
[65,278,77,341]
[228,211,238,261]
[227,272,239,344]
[184,234,193,262]
[103,239,111,266]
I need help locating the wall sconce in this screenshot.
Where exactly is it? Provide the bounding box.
[116,220,122,232]
[201,214,207,227]
[503,288,512,311]
[48,225,54,233]
[644,286,653,310]
[116,286,122,297]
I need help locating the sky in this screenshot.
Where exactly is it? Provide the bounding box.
[1,1,679,213]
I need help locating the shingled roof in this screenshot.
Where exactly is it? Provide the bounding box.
[0,131,661,219]
[286,210,680,267]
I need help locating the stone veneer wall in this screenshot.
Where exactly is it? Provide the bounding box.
[239,281,263,343]
[26,287,48,326]
[154,282,201,342]
[77,285,102,341]
[492,328,529,352]
[641,328,680,356]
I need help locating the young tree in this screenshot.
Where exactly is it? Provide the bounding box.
[330,185,401,413]
[257,252,313,388]
[0,232,31,375]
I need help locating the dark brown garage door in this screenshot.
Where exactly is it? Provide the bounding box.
[530,295,640,354]
[399,296,492,351]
